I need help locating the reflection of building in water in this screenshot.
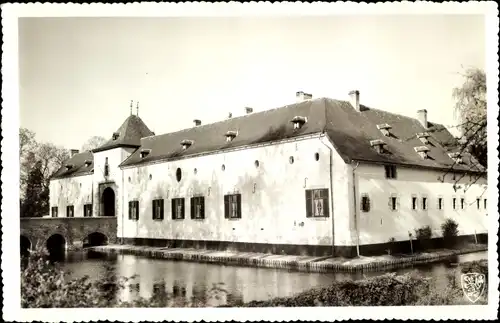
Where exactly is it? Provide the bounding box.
[115,255,139,303]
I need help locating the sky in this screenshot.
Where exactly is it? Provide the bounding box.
[19,15,486,150]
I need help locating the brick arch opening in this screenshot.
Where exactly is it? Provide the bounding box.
[102,187,116,217]
[46,233,66,259]
[20,235,31,257]
[83,232,108,248]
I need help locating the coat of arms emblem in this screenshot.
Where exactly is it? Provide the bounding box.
[461,273,486,303]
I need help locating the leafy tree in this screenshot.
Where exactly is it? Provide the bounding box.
[21,161,49,217]
[452,67,487,168]
[81,136,107,152]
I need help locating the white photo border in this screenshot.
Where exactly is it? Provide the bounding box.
[2,2,499,322]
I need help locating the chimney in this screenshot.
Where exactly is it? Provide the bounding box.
[193,119,202,127]
[296,91,312,103]
[244,107,253,114]
[417,109,428,129]
[349,90,360,111]
[70,149,79,157]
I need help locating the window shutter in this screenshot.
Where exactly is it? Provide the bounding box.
[128,202,131,219]
[181,199,185,219]
[160,200,164,220]
[171,200,175,219]
[224,195,229,218]
[190,198,195,219]
[237,194,242,218]
[323,189,329,217]
[152,200,156,219]
[305,190,312,218]
[201,197,205,219]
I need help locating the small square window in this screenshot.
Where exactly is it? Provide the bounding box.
[384,165,397,179]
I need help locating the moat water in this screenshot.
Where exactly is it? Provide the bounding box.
[51,250,486,307]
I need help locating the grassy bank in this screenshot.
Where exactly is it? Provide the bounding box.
[21,248,488,308]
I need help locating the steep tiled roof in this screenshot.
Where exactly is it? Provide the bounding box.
[51,151,94,179]
[119,98,484,173]
[92,115,154,153]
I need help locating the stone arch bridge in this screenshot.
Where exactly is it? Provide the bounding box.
[20,217,117,251]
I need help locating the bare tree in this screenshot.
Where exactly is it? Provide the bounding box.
[452,67,487,168]
[81,136,107,152]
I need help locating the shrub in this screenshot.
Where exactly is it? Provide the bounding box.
[441,219,459,247]
[415,225,433,251]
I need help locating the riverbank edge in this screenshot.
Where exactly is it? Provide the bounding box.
[89,244,487,273]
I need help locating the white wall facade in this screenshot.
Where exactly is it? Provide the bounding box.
[355,163,488,245]
[49,174,93,217]
[119,134,350,249]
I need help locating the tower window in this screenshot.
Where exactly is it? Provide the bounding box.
[384,165,397,179]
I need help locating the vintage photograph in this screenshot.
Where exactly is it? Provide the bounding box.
[2,2,498,322]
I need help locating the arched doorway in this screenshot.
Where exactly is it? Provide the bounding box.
[83,232,108,248]
[102,187,115,217]
[20,235,31,257]
[46,234,66,261]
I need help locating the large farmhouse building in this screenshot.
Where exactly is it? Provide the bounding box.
[49,91,488,257]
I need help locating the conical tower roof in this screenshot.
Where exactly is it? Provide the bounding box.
[93,115,154,153]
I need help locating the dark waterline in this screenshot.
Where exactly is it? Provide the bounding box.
[51,250,487,307]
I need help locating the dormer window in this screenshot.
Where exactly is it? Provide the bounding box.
[376,124,392,137]
[225,130,238,142]
[140,149,151,159]
[416,132,430,145]
[181,139,194,150]
[291,116,307,129]
[448,152,463,164]
[84,160,92,167]
[414,146,430,159]
[112,132,119,140]
[370,139,387,154]
[65,164,74,170]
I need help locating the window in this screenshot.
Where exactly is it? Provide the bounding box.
[360,195,370,212]
[190,196,205,219]
[66,205,74,218]
[476,198,480,210]
[176,168,182,182]
[422,197,428,210]
[224,194,242,219]
[171,198,185,220]
[452,198,457,210]
[51,207,58,218]
[438,198,443,210]
[484,199,487,209]
[384,165,397,179]
[84,204,92,217]
[152,199,164,220]
[461,198,465,210]
[104,157,109,177]
[390,196,398,211]
[412,197,417,210]
[129,201,139,220]
[305,189,329,218]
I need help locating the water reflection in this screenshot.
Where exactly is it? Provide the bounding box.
[59,251,487,307]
